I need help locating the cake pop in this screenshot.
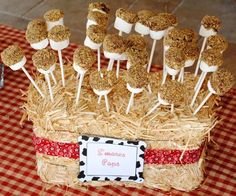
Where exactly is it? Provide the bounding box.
[191,49,223,107]
[32,49,57,102]
[114,8,137,35]
[147,14,169,72]
[159,12,178,32]
[48,25,71,87]
[162,47,185,84]
[86,11,109,29]
[125,65,148,114]
[89,69,116,112]
[195,15,221,76]
[193,68,234,115]
[134,10,155,36]
[88,2,110,14]
[1,45,44,97]
[207,34,228,53]
[84,25,106,71]
[147,80,185,115]
[44,9,64,31]
[73,46,96,105]
[103,34,126,74]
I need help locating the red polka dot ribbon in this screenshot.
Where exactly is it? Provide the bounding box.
[33,135,203,164]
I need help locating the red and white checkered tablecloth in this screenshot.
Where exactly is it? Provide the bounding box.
[0,25,235,196]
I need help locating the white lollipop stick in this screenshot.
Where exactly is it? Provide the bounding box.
[98,95,102,104]
[194,37,207,76]
[162,70,167,85]
[107,59,115,71]
[116,60,120,78]
[194,71,205,91]
[170,103,174,113]
[172,75,175,80]
[75,73,85,105]
[45,73,54,102]
[104,94,110,112]
[147,39,157,73]
[126,92,135,114]
[147,102,161,116]
[97,47,101,71]
[21,67,44,98]
[178,67,184,82]
[147,84,152,94]
[58,50,65,87]
[190,71,207,107]
[193,92,212,115]
[50,72,57,85]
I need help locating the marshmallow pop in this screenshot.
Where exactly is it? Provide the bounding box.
[135,10,155,36]
[191,49,223,107]
[48,25,71,87]
[26,19,48,50]
[147,80,185,115]
[114,8,138,35]
[89,68,116,112]
[86,10,109,29]
[103,34,126,76]
[44,9,64,31]
[147,14,169,73]
[1,45,44,98]
[207,34,228,53]
[125,65,148,114]
[194,15,221,76]
[73,46,96,105]
[88,2,110,14]
[84,25,106,71]
[32,48,57,102]
[162,47,185,84]
[193,68,234,115]
[178,43,199,83]
[125,34,148,69]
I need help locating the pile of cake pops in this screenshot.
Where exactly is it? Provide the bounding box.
[0,2,235,116]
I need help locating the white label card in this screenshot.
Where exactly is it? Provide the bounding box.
[78,136,147,183]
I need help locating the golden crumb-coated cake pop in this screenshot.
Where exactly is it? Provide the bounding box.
[183,43,199,61]
[89,68,116,91]
[73,46,96,69]
[88,2,110,14]
[165,47,185,70]
[1,45,24,66]
[210,68,234,95]
[201,49,223,67]
[48,25,71,42]
[44,9,64,22]
[87,11,109,27]
[86,25,106,44]
[116,8,138,24]
[32,48,57,70]
[103,34,126,54]
[207,34,228,52]
[159,80,186,105]
[148,14,169,31]
[125,65,148,89]
[27,19,47,31]
[126,34,147,50]
[158,13,178,27]
[201,15,221,32]
[137,10,156,26]
[126,48,148,67]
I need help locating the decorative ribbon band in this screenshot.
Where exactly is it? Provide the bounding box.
[33,135,203,165]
